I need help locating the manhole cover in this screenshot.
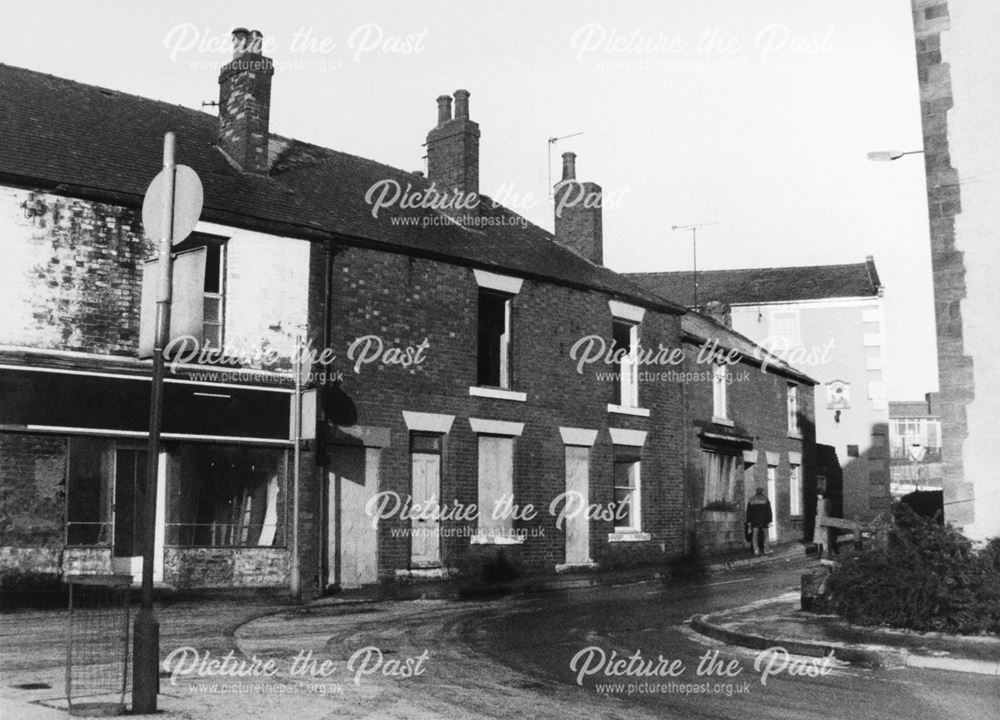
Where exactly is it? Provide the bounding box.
[15,682,51,690]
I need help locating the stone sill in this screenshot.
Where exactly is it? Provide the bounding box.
[555,561,599,573]
[608,532,651,543]
[469,386,527,402]
[470,532,526,545]
[607,404,651,418]
[395,567,450,580]
[712,416,735,427]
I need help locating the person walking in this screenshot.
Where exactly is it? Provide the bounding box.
[746,487,773,556]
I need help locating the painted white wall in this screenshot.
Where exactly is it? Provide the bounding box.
[731,297,890,519]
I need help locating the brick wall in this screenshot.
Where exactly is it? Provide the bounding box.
[0,187,151,354]
[0,433,67,548]
[164,547,290,588]
[319,246,686,576]
[681,347,816,556]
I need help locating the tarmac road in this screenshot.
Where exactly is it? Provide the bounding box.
[461,557,1000,720]
[3,558,997,719]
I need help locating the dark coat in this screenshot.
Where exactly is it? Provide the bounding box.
[746,495,773,527]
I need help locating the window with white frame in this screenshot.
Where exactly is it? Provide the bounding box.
[703,449,738,508]
[613,448,641,533]
[202,242,225,348]
[613,319,639,407]
[787,383,799,436]
[770,309,801,348]
[477,289,513,389]
[139,232,228,358]
[712,362,728,419]
[789,463,802,516]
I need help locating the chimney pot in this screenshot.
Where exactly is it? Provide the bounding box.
[436,95,453,126]
[231,27,251,57]
[453,89,470,119]
[561,151,577,181]
[248,29,264,54]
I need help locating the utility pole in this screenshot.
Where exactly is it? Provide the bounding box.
[671,222,718,308]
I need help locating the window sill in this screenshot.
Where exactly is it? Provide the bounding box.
[788,432,802,440]
[470,531,526,545]
[469,386,527,402]
[395,567,449,580]
[608,531,651,543]
[607,404,651,418]
[712,416,734,427]
[555,561,599,573]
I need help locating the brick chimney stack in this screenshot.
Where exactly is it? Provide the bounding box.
[426,90,480,196]
[218,28,274,176]
[554,152,604,265]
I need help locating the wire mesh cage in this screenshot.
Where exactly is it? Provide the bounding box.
[65,575,131,717]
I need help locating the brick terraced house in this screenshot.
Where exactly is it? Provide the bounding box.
[0,30,817,596]
[677,313,818,554]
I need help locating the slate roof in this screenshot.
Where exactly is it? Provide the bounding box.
[680,311,816,385]
[0,63,682,315]
[626,258,882,307]
[889,394,939,419]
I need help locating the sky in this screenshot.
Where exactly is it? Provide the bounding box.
[0,0,937,400]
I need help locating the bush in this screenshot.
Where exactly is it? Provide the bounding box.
[823,503,1000,634]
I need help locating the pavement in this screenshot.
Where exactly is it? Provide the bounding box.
[690,587,1000,676]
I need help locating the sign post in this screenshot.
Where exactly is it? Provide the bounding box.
[133,132,202,714]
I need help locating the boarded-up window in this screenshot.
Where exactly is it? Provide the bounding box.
[477,435,514,535]
[789,464,802,516]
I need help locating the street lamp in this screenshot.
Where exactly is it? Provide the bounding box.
[866,149,924,161]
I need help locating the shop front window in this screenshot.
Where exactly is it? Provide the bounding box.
[166,444,287,547]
